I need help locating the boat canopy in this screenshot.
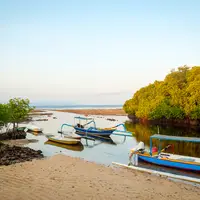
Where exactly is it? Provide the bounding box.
[74,116,94,120]
[74,116,96,128]
[150,134,200,156]
[150,134,200,143]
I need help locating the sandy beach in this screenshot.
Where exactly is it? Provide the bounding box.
[0,154,199,200]
[54,108,126,116]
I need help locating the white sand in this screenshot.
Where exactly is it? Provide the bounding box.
[0,154,199,200]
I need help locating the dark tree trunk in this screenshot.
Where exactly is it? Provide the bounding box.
[13,122,15,132]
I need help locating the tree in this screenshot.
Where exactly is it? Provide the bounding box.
[0,103,11,132]
[0,103,10,124]
[123,66,200,120]
[8,98,33,130]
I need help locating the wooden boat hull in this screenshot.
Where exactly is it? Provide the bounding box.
[28,129,43,134]
[138,154,200,172]
[75,127,115,136]
[48,137,80,145]
[45,141,84,151]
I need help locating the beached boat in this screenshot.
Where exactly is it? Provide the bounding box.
[24,125,43,133]
[47,135,80,145]
[60,116,128,137]
[132,134,200,172]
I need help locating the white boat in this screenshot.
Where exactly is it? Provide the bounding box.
[24,125,43,133]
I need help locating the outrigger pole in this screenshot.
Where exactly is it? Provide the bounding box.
[112,123,134,136]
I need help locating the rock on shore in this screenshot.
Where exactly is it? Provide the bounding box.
[0,143,44,166]
[0,129,26,140]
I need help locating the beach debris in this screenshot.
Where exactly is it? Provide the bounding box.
[107,118,117,121]
[31,109,46,113]
[53,117,57,119]
[35,119,48,121]
[0,143,44,166]
[23,117,33,122]
[29,112,53,116]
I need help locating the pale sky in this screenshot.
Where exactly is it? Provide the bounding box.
[1,0,200,105]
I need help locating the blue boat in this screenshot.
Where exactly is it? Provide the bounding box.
[75,126,115,136]
[136,134,200,172]
[60,116,129,137]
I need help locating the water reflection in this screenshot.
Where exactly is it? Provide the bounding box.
[75,134,117,146]
[125,122,200,157]
[44,135,116,151]
[44,140,84,152]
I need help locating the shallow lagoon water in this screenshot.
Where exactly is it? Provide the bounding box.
[24,111,200,179]
[25,111,136,165]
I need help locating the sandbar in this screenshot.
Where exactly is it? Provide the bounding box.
[54,108,126,116]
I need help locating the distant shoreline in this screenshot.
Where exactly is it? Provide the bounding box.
[34,105,123,110]
[53,108,126,116]
[32,108,126,116]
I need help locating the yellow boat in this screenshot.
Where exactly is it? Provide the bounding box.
[48,136,80,145]
[45,140,84,151]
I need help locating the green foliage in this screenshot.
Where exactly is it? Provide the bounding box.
[190,106,200,120]
[123,66,200,120]
[8,98,33,126]
[0,98,33,129]
[149,99,185,119]
[0,104,10,124]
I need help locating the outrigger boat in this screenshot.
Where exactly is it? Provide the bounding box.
[60,116,129,137]
[132,134,200,172]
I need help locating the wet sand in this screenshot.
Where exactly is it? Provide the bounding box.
[54,108,126,116]
[2,139,38,146]
[0,154,199,200]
